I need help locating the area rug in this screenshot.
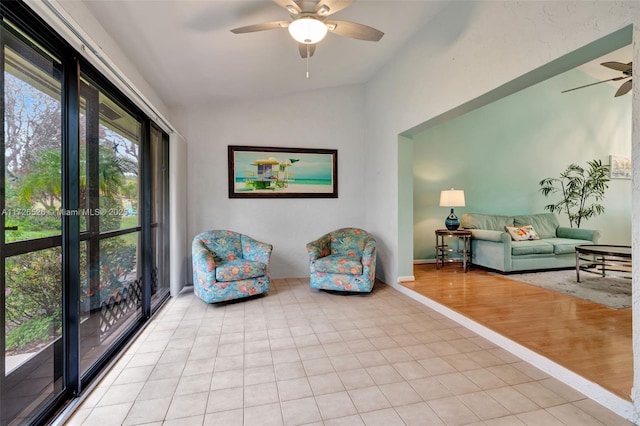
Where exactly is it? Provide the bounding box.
[496,269,631,309]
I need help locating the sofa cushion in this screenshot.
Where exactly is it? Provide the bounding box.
[511,240,554,256]
[545,238,594,255]
[216,260,267,282]
[513,214,559,239]
[504,225,540,241]
[461,213,514,231]
[314,255,363,275]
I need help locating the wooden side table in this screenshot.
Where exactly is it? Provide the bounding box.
[435,229,472,272]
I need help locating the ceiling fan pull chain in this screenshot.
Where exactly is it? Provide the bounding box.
[306,44,310,79]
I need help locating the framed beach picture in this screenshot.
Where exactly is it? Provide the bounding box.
[228,145,338,198]
[610,155,631,179]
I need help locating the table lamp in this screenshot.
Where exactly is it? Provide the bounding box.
[440,188,465,230]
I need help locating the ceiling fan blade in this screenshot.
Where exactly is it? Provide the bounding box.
[230,21,289,34]
[326,20,383,41]
[561,76,626,93]
[615,79,632,97]
[298,43,316,58]
[314,0,354,16]
[601,61,632,73]
[273,0,301,15]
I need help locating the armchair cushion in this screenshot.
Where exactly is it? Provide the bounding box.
[329,228,370,257]
[192,230,272,303]
[215,260,267,282]
[313,255,363,275]
[200,230,243,261]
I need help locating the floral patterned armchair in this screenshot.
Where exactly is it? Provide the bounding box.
[306,228,377,293]
[192,230,272,303]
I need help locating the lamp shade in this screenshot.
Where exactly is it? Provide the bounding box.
[439,189,465,207]
[288,17,328,44]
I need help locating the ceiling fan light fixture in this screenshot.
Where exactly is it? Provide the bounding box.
[288,17,327,44]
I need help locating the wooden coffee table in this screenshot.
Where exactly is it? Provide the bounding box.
[575,244,631,282]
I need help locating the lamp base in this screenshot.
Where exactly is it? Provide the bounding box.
[445,208,459,230]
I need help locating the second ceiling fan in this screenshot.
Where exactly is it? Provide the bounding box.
[562,61,632,97]
[230,0,384,60]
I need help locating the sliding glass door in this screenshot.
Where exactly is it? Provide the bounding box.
[0,3,172,423]
[1,17,65,424]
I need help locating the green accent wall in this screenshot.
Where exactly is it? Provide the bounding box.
[398,135,414,278]
[413,67,631,261]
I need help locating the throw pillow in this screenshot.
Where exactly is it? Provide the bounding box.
[504,225,540,241]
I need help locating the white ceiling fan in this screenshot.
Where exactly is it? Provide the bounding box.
[230,0,384,64]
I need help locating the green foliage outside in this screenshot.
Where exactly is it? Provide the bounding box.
[5,148,140,353]
[4,73,140,355]
[5,249,62,354]
[6,313,61,354]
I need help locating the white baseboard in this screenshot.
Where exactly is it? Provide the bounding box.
[397,275,415,283]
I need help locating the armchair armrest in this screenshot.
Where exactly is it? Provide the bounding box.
[362,239,377,273]
[192,239,217,284]
[241,235,273,263]
[306,234,331,261]
[557,227,600,243]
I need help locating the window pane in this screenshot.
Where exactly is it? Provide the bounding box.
[2,20,63,425]
[78,74,142,376]
[4,45,62,242]
[80,80,140,233]
[5,248,62,373]
[3,247,63,423]
[98,95,140,232]
[79,234,141,374]
[150,126,169,307]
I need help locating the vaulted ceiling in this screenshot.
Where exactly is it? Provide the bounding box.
[81,0,441,108]
[78,1,632,110]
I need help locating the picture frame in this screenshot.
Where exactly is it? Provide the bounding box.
[228,145,338,198]
[609,155,631,179]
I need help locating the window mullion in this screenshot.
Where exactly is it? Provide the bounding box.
[62,55,80,395]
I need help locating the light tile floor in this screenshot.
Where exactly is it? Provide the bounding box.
[64,278,634,425]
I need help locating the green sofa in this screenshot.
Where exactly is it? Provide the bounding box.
[460,212,600,273]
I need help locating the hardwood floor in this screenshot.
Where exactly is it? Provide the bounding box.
[401,264,632,400]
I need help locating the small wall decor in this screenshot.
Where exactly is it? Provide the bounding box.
[228,145,338,198]
[609,155,631,179]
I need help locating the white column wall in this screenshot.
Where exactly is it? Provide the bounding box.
[170,133,189,296]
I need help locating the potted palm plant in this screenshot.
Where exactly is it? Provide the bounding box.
[539,159,610,228]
